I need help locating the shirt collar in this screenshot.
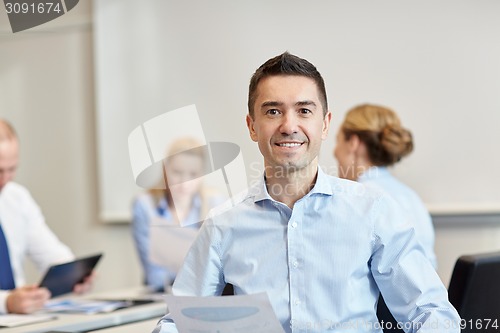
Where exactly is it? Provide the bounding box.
[251,166,333,203]
[358,166,390,182]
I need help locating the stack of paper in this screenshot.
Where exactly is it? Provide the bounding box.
[0,313,56,328]
[44,299,131,315]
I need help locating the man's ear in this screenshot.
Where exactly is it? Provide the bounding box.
[246,114,258,142]
[321,111,332,140]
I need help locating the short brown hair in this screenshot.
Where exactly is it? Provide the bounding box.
[247,52,328,118]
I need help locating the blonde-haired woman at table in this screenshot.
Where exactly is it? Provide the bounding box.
[131,137,225,292]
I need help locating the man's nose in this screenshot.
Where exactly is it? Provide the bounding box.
[279,112,299,135]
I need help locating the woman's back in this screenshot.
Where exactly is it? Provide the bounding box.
[359,166,436,268]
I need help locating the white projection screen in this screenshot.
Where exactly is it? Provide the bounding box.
[93,0,500,222]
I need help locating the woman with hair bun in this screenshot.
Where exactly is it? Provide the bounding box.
[334,104,436,268]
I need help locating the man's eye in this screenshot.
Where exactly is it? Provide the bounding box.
[266,109,280,115]
[299,108,312,114]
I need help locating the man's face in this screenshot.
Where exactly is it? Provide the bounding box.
[246,75,331,174]
[0,139,19,191]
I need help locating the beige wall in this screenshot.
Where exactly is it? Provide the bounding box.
[434,218,500,285]
[0,2,142,292]
[0,2,499,294]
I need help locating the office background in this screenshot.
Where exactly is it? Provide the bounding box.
[1,0,499,292]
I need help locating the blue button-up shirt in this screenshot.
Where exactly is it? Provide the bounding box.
[132,193,212,290]
[358,166,437,269]
[153,167,459,333]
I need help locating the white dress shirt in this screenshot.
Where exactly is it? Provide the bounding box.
[153,168,459,333]
[0,182,74,313]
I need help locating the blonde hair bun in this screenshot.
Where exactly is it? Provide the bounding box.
[380,124,413,164]
[341,104,414,166]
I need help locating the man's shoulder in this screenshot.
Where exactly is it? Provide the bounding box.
[2,181,31,199]
[207,187,253,219]
[0,182,38,215]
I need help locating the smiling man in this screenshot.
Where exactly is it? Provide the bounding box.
[153,52,460,333]
[246,74,330,207]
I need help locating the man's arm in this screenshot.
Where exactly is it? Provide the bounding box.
[371,195,460,332]
[0,185,75,314]
[6,285,51,314]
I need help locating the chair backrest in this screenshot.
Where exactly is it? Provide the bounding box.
[377,295,404,333]
[448,251,500,333]
[222,283,234,296]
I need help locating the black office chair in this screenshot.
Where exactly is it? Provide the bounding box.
[448,250,500,333]
[377,294,404,333]
[222,283,234,296]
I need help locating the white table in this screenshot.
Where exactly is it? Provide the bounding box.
[0,287,167,333]
[86,318,159,333]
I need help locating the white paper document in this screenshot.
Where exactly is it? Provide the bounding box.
[150,218,199,273]
[0,313,56,328]
[165,292,285,333]
[43,299,130,314]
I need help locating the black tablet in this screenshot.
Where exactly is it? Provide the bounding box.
[39,253,103,298]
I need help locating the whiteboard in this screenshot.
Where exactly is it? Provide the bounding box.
[93,0,500,222]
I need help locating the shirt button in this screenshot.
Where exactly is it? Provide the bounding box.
[292,261,298,268]
[294,299,301,306]
[291,222,298,228]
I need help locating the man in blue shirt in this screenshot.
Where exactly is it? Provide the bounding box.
[153,52,460,332]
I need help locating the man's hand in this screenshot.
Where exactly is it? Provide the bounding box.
[72,270,96,294]
[6,285,51,314]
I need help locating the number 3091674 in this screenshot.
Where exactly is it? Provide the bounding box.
[5,2,62,14]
